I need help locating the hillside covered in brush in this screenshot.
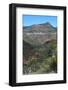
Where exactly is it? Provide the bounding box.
[23,22,57,74]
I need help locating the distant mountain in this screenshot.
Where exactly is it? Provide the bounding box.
[23,22,57,46]
[23,22,57,33]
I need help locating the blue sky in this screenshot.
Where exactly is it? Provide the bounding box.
[23,15,57,27]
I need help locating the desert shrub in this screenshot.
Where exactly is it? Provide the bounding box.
[50,55,57,73]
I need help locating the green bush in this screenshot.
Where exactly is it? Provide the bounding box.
[50,55,57,73]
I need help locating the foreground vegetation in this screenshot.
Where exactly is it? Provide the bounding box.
[23,40,57,74]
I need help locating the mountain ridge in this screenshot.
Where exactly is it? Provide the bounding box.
[23,22,57,46]
[23,22,57,33]
[23,22,57,28]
